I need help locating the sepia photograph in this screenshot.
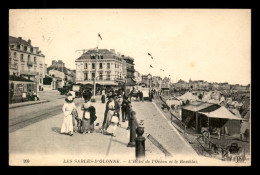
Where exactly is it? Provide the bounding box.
[8,9,251,166]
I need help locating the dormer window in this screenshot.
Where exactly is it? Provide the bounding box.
[24,46,27,51]
[17,45,20,50]
[30,47,33,53]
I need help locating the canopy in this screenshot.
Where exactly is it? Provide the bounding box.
[177,92,199,101]
[199,106,245,120]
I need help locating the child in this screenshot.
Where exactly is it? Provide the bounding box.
[106,111,119,137]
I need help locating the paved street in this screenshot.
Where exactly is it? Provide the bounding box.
[9,90,82,132]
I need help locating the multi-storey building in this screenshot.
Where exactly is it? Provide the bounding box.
[122,55,136,88]
[9,36,45,91]
[45,60,76,89]
[75,49,125,90]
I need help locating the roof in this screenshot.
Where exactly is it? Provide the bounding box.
[199,106,245,120]
[9,36,32,46]
[76,49,117,61]
[177,92,199,101]
[182,101,218,112]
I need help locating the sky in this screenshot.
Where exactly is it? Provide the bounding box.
[9,9,251,85]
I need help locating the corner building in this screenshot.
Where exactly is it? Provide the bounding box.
[75,49,125,90]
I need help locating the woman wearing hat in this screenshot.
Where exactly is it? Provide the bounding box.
[61,94,77,136]
[81,92,93,134]
[102,95,116,132]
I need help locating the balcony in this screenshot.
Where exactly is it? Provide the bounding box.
[20,70,39,76]
[9,64,18,70]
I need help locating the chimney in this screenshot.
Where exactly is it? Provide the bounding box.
[52,60,57,65]
[28,39,31,45]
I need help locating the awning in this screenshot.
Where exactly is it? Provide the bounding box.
[199,106,245,120]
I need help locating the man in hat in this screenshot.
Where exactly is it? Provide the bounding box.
[121,96,130,122]
[117,95,123,124]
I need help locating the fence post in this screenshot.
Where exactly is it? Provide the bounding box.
[127,111,137,147]
[135,126,145,159]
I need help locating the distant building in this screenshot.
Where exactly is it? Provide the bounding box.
[9,36,45,91]
[152,76,162,91]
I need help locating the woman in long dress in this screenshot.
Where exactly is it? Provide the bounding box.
[103,95,116,131]
[61,95,77,136]
[81,92,93,134]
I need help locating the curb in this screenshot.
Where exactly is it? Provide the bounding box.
[9,100,50,109]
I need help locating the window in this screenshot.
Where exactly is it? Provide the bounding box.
[20,54,24,61]
[91,55,95,59]
[11,45,14,48]
[84,73,88,80]
[99,63,102,69]
[14,52,16,58]
[99,73,103,80]
[107,72,110,80]
[91,73,95,80]
[28,55,31,61]
[101,55,103,59]
[17,45,20,50]
[34,57,36,63]
[30,47,33,53]
[24,46,27,51]
[107,63,110,69]
[84,63,88,69]
[115,63,116,68]
[92,63,95,69]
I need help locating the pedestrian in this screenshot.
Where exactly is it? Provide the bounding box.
[126,103,133,130]
[140,91,144,102]
[81,91,93,134]
[114,95,121,125]
[101,89,106,103]
[121,96,130,122]
[117,95,123,124]
[106,111,119,137]
[102,95,116,133]
[61,94,77,136]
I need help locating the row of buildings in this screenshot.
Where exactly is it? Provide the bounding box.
[9,36,249,103]
[173,79,250,91]
[8,36,77,103]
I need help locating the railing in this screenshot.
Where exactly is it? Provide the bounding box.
[196,134,246,162]
[20,70,39,76]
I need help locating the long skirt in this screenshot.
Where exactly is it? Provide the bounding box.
[61,115,73,134]
[101,95,106,103]
[106,122,118,134]
[81,118,91,133]
[104,110,114,130]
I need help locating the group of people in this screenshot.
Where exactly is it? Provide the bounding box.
[60,90,97,136]
[60,89,133,137]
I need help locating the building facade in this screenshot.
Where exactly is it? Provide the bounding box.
[75,49,125,90]
[9,36,45,91]
[46,60,76,86]
[123,56,136,88]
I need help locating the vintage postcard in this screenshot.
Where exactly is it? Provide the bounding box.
[9,9,251,166]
